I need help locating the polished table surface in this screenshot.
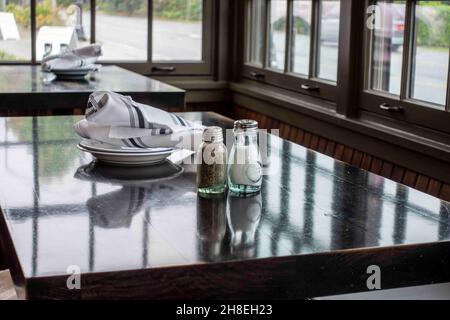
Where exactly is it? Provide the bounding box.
[0,66,185,110]
[0,112,449,299]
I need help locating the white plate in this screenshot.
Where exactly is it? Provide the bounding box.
[79,139,173,154]
[52,64,101,73]
[77,144,173,166]
[53,69,90,74]
[52,65,100,80]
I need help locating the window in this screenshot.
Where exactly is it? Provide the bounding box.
[317,0,340,82]
[362,0,450,133]
[410,1,449,107]
[369,0,405,95]
[291,0,312,75]
[96,0,147,61]
[268,0,287,70]
[153,0,203,61]
[36,1,91,60]
[246,0,265,66]
[0,0,212,75]
[0,0,31,61]
[243,0,341,102]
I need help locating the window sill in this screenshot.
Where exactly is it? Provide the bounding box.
[230,80,450,169]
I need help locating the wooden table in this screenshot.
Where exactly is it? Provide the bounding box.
[0,66,185,112]
[0,112,449,299]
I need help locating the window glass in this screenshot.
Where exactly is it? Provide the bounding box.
[410,0,449,107]
[246,0,265,66]
[268,0,287,70]
[34,0,91,60]
[152,0,203,61]
[291,0,312,75]
[369,1,405,95]
[317,0,340,82]
[0,0,32,61]
[96,0,147,61]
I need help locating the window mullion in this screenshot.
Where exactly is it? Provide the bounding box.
[246,0,252,62]
[399,0,414,101]
[263,0,270,68]
[148,0,153,64]
[447,51,450,112]
[284,0,293,73]
[31,0,36,63]
[309,0,319,79]
[91,0,96,44]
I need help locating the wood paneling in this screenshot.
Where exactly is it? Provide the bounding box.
[232,105,450,201]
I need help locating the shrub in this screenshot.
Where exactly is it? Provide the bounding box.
[7,0,62,29]
[273,17,310,34]
[98,0,148,16]
[153,0,202,21]
[0,50,18,61]
[417,2,450,48]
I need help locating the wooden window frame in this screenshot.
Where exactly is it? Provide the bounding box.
[0,0,215,76]
[240,0,450,135]
[360,0,450,134]
[241,0,340,102]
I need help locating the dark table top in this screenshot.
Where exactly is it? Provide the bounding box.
[0,112,449,299]
[0,66,185,109]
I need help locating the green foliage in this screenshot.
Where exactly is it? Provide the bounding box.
[6,0,62,29]
[416,2,450,48]
[98,0,147,16]
[36,0,61,28]
[153,0,202,21]
[96,0,202,20]
[6,3,30,28]
[0,50,18,61]
[273,16,310,34]
[272,17,286,32]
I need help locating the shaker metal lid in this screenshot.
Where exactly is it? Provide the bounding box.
[202,126,224,142]
[233,119,258,131]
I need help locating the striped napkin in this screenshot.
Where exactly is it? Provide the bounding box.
[74,91,204,150]
[41,44,102,71]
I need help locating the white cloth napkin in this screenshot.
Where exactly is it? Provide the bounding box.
[74,91,204,150]
[41,44,102,71]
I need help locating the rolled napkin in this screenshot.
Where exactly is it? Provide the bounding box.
[41,43,102,71]
[74,91,204,150]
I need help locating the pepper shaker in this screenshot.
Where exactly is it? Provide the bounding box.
[196,127,227,194]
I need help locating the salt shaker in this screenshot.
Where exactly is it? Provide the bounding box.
[228,119,262,194]
[196,127,227,194]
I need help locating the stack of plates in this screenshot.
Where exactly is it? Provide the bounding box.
[77,139,175,166]
[52,65,100,80]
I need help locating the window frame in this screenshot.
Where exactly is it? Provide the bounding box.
[241,0,340,102]
[0,0,214,76]
[360,0,450,134]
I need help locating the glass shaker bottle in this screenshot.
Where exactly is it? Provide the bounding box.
[228,119,262,194]
[196,126,227,194]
